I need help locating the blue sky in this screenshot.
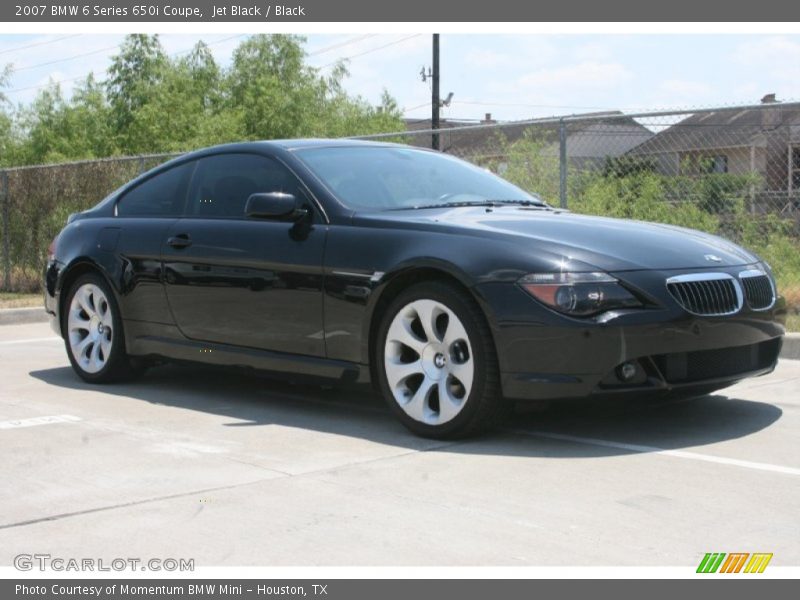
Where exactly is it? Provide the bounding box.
[1,33,799,122]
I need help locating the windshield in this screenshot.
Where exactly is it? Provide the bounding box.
[294,145,544,211]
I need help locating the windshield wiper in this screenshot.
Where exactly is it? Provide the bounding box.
[485,199,549,207]
[389,199,549,211]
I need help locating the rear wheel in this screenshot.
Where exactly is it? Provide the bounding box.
[375,281,510,438]
[63,273,144,383]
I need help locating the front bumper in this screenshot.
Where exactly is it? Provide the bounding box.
[476,275,786,401]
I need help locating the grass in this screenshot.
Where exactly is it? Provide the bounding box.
[778,285,799,333]
[0,292,41,309]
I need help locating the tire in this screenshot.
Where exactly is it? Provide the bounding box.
[375,280,511,438]
[62,272,145,383]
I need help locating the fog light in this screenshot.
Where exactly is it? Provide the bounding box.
[617,362,638,381]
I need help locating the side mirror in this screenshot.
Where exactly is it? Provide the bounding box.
[245,192,308,221]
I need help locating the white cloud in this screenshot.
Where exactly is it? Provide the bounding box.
[734,36,800,66]
[462,36,558,72]
[517,61,632,90]
[572,42,614,62]
[733,36,800,90]
[732,81,761,99]
[657,79,714,104]
[464,49,510,69]
[0,35,116,103]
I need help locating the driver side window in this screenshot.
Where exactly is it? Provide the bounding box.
[186,153,306,218]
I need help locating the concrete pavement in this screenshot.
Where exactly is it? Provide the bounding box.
[1,322,798,566]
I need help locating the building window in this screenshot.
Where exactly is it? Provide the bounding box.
[791,146,800,192]
[709,155,728,174]
[680,153,729,176]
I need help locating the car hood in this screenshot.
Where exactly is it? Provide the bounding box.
[356,207,759,272]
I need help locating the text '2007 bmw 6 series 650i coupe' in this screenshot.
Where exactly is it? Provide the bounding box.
[44,140,786,438]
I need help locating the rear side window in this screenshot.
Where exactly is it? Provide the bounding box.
[116,162,195,217]
[185,153,305,218]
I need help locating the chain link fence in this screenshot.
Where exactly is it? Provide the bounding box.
[357,102,800,327]
[1,102,799,327]
[0,153,179,292]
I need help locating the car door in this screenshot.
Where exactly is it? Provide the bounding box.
[161,152,327,357]
[113,160,196,325]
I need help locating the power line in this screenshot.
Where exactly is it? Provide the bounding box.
[318,34,422,70]
[4,34,403,97]
[308,34,377,57]
[14,33,247,75]
[450,100,650,112]
[3,74,87,96]
[13,44,119,73]
[3,34,249,96]
[402,101,430,114]
[0,34,82,57]
[169,33,246,57]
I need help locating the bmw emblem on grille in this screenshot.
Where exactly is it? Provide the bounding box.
[704,254,723,263]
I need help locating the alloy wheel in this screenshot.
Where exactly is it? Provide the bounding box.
[67,283,114,374]
[384,299,474,425]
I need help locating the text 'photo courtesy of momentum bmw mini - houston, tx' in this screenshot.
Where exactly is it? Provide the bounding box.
[43,140,786,438]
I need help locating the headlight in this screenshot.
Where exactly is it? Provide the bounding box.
[518,272,642,317]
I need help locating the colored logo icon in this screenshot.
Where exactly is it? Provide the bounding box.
[697,553,773,573]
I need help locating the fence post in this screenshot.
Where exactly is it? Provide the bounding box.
[1,170,9,292]
[558,118,568,209]
[139,157,146,175]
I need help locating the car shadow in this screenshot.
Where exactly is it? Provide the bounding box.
[29,364,783,459]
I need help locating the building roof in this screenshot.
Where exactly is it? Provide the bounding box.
[402,112,653,159]
[630,104,800,155]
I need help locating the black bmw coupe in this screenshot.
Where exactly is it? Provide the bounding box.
[44,140,785,438]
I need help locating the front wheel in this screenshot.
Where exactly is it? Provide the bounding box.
[63,273,144,383]
[375,281,510,438]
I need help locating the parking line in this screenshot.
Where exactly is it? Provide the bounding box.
[0,336,61,346]
[0,415,81,430]
[519,430,800,477]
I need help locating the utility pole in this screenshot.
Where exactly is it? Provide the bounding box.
[431,33,440,151]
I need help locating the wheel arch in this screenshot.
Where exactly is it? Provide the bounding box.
[365,263,497,387]
[57,259,119,337]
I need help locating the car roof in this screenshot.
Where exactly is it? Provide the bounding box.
[179,138,422,157]
[269,138,404,150]
[151,139,439,173]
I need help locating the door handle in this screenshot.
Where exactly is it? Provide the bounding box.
[167,234,192,249]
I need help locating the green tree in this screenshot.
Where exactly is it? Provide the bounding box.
[105,34,168,140]
[0,107,12,167]
[120,41,242,153]
[4,34,404,163]
[488,129,561,203]
[0,62,10,103]
[0,64,16,166]
[225,35,403,140]
[182,41,223,110]
[68,74,117,158]
[570,171,720,233]
[20,81,71,163]
[226,34,324,138]
[15,75,116,163]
